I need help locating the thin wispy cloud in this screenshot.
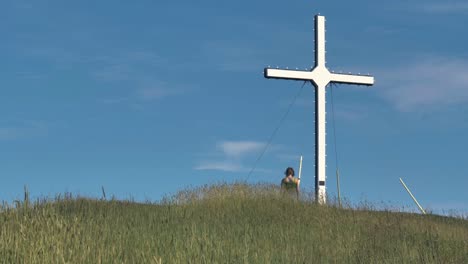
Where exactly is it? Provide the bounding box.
[92,63,133,82]
[218,141,265,158]
[92,51,166,82]
[22,45,165,78]
[135,79,186,102]
[421,2,468,13]
[18,45,180,104]
[100,79,185,108]
[137,87,169,101]
[378,57,468,112]
[14,71,47,80]
[22,46,89,71]
[334,109,368,122]
[195,140,266,172]
[201,40,265,73]
[290,97,314,108]
[292,97,370,121]
[275,153,301,163]
[364,26,402,36]
[194,161,244,172]
[0,121,48,141]
[0,127,21,141]
[100,97,130,105]
[199,15,311,74]
[10,0,34,10]
[92,52,186,105]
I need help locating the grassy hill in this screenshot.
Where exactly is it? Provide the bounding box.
[1,183,467,263]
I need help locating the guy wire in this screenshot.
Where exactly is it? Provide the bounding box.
[245,81,310,181]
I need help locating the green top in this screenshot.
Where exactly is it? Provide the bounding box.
[281,177,299,190]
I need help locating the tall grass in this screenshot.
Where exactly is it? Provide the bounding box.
[0,183,467,263]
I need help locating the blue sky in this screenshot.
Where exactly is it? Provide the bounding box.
[1,0,467,215]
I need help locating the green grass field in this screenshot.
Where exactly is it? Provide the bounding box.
[1,183,467,263]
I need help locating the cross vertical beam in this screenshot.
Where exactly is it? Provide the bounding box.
[315,81,326,204]
[315,15,326,67]
[314,15,328,204]
[264,14,374,204]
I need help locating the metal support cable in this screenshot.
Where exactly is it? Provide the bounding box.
[246,81,309,181]
[330,83,339,169]
[330,83,342,207]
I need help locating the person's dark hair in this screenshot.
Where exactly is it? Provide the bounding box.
[284,167,295,177]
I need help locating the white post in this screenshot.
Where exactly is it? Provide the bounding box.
[315,84,327,203]
[298,155,303,179]
[399,178,427,215]
[264,14,374,204]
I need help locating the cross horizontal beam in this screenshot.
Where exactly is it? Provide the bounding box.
[264,68,313,82]
[264,68,374,87]
[330,73,374,86]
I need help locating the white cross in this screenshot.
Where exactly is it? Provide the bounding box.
[264,14,374,204]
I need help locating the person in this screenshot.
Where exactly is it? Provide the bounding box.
[281,167,300,199]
